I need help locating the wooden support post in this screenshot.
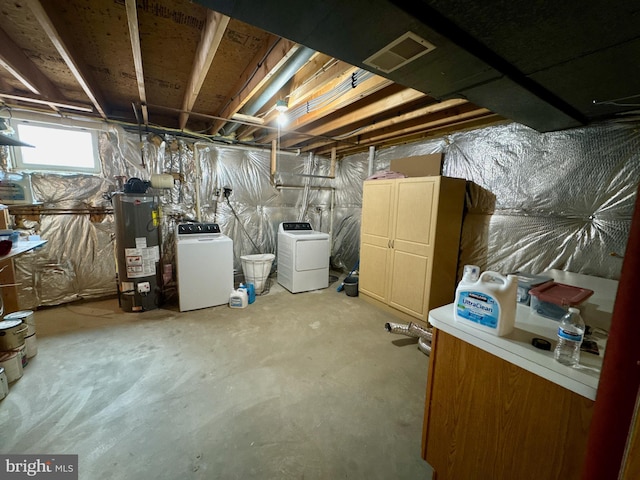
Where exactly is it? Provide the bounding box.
[329,147,336,179]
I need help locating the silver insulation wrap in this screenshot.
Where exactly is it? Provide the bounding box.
[5,119,639,309]
[384,321,433,342]
[417,337,432,356]
[384,321,433,356]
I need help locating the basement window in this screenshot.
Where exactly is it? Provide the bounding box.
[11,121,101,174]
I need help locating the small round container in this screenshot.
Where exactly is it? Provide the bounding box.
[0,319,28,351]
[4,310,36,336]
[0,350,23,383]
[343,276,359,297]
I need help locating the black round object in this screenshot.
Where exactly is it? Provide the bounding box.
[531,337,552,351]
[123,177,150,194]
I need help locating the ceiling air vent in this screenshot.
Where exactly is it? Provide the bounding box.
[363,32,436,73]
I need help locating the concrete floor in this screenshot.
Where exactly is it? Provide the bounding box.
[1,277,433,479]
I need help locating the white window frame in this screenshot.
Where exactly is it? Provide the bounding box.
[10,119,102,174]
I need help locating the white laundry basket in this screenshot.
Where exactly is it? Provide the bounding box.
[240,254,275,295]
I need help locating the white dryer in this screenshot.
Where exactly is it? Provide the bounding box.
[277,222,330,293]
[175,223,233,311]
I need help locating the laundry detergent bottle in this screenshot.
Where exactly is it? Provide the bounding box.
[454,266,518,336]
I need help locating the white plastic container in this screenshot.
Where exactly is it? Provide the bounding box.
[454,268,518,336]
[229,288,248,309]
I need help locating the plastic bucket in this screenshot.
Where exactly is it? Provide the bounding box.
[240,254,275,295]
[343,276,359,297]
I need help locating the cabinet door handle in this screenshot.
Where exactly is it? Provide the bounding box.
[390,239,394,248]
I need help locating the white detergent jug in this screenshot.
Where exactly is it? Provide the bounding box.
[229,288,248,309]
[454,268,518,336]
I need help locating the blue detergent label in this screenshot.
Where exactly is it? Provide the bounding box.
[456,291,500,329]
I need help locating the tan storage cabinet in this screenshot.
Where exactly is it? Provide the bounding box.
[359,176,465,323]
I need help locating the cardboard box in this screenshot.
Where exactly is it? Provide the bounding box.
[390,153,443,177]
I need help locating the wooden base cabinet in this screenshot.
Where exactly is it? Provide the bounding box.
[359,176,465,323]
[422,329,594,480]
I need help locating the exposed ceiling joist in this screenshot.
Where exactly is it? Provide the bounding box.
[25,0,106,118]
[299,98,476,154]
[280,85,429,148]
[319,112,502,157]
[1,0,533,157]
[0,26,64,112]
[125,0,148,125]
[179,10,230,130]
[260,74,394,145]
[237,59,355,139]
[209,39,298,135]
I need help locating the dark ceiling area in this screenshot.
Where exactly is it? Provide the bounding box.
[1,0,638,158]
[200,0,640,132]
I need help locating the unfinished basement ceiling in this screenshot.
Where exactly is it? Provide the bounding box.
[1,1,638,158]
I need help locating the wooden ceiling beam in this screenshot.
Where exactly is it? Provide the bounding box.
[320,114,503,157]
[209,38,298,135]
[179,10,230,130]
[125,0,148,125]
[260,74,394,145]
[283,98,470,152]
[305,106,494,156]
[279,85,429,148]
[237,60,356,139]
[0,26,62,100]
[333,98,470,140]
[25,0,107,119]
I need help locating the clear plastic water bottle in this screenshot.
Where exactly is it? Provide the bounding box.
[553,307,585,366]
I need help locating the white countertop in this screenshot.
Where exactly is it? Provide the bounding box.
[428,270,618,401]
[1,239,48,261]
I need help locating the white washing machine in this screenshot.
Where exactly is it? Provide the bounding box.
[277,222,330,293]
[175,223,233,311]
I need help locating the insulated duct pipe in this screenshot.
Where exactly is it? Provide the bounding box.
[368,146,376,178]
[384,321,433,356]
[223,46,316,137]
[384,321,433,342]
[418,337,432,356]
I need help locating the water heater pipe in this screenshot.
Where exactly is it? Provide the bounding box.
[193,143,203,222]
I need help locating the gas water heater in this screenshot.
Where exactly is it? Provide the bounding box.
[113,192,161,312]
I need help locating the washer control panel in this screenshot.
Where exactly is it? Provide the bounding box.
[281,222,312,231]
[177,223,221,235]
